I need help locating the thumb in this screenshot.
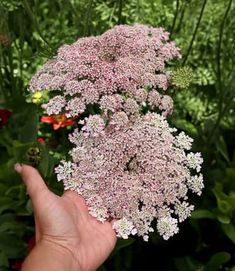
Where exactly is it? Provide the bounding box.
[15,163,50,204]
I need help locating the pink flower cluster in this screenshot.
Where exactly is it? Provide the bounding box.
[55,113,203,241]
[30,24,181,120]
[30,24,203,241]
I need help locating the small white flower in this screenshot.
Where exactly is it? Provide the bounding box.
[175,202,194,222]
[187,174,204,195]
[143,235,149,242]
[55,160,75,182]
[89,206,108,223]
[157,216,179,240]
[186,152,203,172]
[175,132,193,150]
[113,217,137,239]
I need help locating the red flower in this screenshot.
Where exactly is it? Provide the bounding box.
[41,115,76,130]
[37,137,46,144]
[0,109,12,128]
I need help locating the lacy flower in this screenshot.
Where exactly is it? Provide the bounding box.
[30,24,203,241]
[55,113,203,241]
[29,24,181,124]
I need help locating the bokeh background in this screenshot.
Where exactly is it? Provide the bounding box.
[0,0,235,270]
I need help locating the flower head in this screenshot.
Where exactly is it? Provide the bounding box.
[30,24,203,241]
[56,112,203,240]
[171,66,193,89]
[29,24,182,123]
[113,217,137,239]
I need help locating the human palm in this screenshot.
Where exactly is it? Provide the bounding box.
[17,165,117,271]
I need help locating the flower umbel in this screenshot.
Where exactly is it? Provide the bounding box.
[171,66,193,89]
[31,24,203,241]
[55,113,203,240]
[30,24,181,122]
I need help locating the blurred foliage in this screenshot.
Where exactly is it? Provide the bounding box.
[0,0,235,270]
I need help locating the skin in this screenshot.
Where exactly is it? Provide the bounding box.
[15,164,117,271]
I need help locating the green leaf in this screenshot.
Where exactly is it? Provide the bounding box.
[5,185,23,198]
[0,221,25,235]
[12,141,35,164]
[0,213,27,236]
[0,197,17,214]
[0,233,26,258]
[191,209,215,219]
[221,224,235,243]
[172,119,198,137]
[217,213,231,224]
[212,183,235,223]
[204,252,231,271]
[218,200,231,214]
[37,143,50,177]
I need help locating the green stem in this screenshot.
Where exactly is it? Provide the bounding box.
[216,0,233,106]
[109,3,117,26]
[136,0,141,22]
[66,0,81,37]
[170,0,180,36]
[207,0,233,144]
[83,0,93,36]
[176,0,187,32]
[117,0,123,25]
[21,0,52,48]
[183,0,208,65]
[67,0,79,18]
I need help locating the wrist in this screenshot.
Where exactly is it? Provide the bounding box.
[22,239,79,271]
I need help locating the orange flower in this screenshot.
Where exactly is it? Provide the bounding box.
[41,115,76,130]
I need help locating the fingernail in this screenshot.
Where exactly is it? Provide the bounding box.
[14,163,22,174]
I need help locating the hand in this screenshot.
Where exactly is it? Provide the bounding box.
[15,164,117,271]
